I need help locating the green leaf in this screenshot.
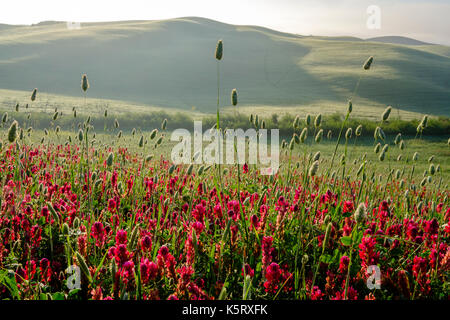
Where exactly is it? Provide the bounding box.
[340,236,352,246]
[52,292,65,300]
[0,270,19,299]
[342,211,352,218]
[319,254,333,264]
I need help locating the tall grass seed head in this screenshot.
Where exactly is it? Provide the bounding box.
[382,106,392,122]
[31,88,37,101]
[215,40,223,60]
[363,56,374,70]
[305,114,311,126]
[354,203,368,224]
[81,74,89,92]
[374,142,381,154]
[314,114,322,128]
[293,115,300,128]
[8,120,18,143]
[345,127,352,140]
[315,129,323,143]
[309,160,319,177]
[231,89,238,106]
[300,127,308,143]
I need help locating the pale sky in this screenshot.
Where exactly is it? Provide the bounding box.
[1,0,449,45]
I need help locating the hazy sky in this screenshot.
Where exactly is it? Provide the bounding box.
[1,0,449,45]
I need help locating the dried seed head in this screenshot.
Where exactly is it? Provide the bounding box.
[355,125,362,136]
[413,152,418,161]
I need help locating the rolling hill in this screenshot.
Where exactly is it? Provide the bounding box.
[0,17,449,118]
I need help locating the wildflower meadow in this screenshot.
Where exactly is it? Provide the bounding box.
[0,38,449,303]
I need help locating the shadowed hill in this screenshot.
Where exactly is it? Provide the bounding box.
[0,17,448,116]
[366,36,431,46]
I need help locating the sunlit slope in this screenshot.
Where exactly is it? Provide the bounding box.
[0,17,448,116]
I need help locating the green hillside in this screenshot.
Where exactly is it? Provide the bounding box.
[0,17,449,118]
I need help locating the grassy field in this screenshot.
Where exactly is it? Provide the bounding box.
[9,128,449,183]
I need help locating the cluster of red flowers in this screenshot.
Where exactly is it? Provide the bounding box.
[0,143,448,300]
